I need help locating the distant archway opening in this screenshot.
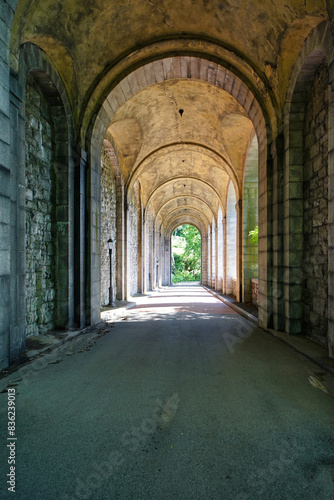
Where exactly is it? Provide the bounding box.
[171,225,201,284]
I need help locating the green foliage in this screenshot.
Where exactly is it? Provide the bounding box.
[174,226,184,237]
[248,225,258,245]
[172,225,201,283]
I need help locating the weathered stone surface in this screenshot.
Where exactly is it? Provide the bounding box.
[303,61,329,347]
[100,146,116,306]
[1,1,333,370]
[25,75,56,337]
[128,184,139,297]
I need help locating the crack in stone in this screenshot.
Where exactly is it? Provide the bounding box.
[161,85,182,143]
[144,0,175,27]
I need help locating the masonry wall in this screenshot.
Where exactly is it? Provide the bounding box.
[210,221,216,287]
[100,146,116,305]
[303,61,329,346]
[128,185,139,296]
[25,75,56,336]
[0,0,16,369]
[226,183,237,295]
[146,206,153,290]
[217,210,223,291]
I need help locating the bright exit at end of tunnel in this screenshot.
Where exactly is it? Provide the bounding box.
[172,225,201,284]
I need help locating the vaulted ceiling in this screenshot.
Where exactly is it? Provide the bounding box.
[12,0,331,234]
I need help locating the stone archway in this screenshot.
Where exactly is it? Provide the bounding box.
[19,43,75,340]
[283,21,334,357]
[86,54,270,326]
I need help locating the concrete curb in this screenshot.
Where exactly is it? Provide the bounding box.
[203,286,258,324]
[204,286,334,377]
[101,301,136,321]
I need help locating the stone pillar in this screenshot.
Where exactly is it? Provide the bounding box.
[257,139,271,329]
[74,148,87,328]
[271,135,284,331]
[226,187,237,296]
[0,0,15,370]
[67,142,75,331]
[217,218,223,291]
[207,227,211,286]
[116,182,125,300]
[201,233,208,286]
[145,209,152,290]
[138,204,145,294]
[154,224,160,288]
[214,225,218,290]
[159,227,164,287]
[236,199,242,302]
[150,222,155,290]
[157,228,162,287]
[223,216,227,294]
[328,62,334,358]
[8,73,26,365]
[210,222,215,288]
[124,199,131,301]
[163,236,171,285]
[283,97,304,334]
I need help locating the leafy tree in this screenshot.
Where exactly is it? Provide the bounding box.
[172,225,201,282]
[248,225,258,245]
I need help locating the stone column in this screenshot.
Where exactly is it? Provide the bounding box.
[124,199,131,301]
[0,0,16,370]
[210,223,215,288]
[8,73,26,365]
[150,222,155,289]
[217,218,223,291]
[74,148,87,328]
[116,183,125,301]
[138,204,145,294]
[282,99,304,334]
[163,236,171,285]
[226,193,237,296]
[201,233,208,286]
[223,216,227,294]
[271,135,284,330]
[328,63,334,358]
[257,139,271,330]
[236,199,242,302]
[207,227,211,286]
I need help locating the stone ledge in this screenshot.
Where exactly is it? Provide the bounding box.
[204,286,334,377]
[100,300,136,321]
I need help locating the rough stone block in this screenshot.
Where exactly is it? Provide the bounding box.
[0,1,14,25]
[223,71,234,94]
[0,250,10,275]
[0,109,9,144]
[0,18,10,47]
[0,301,10,331]
[0,33,9,61]
[0,81,9,118]
[289,130,303,148]
[0,329,9,368]
[215,64,226,89]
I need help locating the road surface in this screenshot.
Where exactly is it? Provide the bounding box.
[1,284,334,499]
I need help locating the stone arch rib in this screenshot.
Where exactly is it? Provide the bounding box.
[283,21,334,359]
[15,42,76,340]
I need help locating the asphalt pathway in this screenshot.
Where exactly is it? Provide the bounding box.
[1,284,334,499]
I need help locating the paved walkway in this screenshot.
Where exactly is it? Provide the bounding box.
[1,284,334,499]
